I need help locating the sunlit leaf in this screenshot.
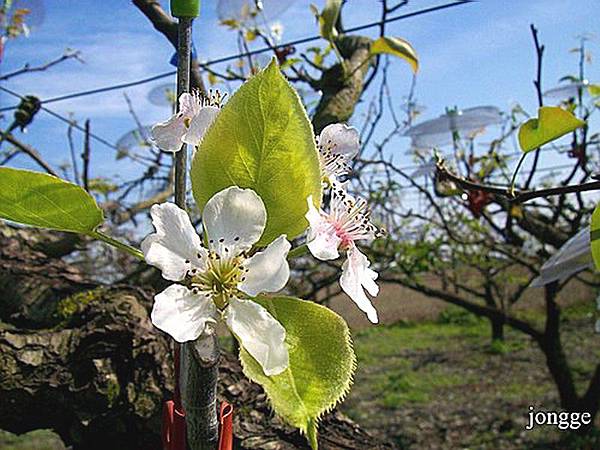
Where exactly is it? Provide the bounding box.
[191,59,322,246]
[588,84,600,97]
[238,296,355,450]
[0,167,103,233]
[518,106,585,153]
[312,0,341,42]
[591,203,600,271]
[370,36,418,73]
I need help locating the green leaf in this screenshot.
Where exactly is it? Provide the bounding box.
[238,296,356,450]
[191,59,322,246]
[588,84,600,97]
[370,36,419,73]
[518,106,585,153]
[313,0,341,42]
[0,167,103,233]
[591,204,600,271]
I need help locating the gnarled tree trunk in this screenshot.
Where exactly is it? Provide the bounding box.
[0,224,396,449]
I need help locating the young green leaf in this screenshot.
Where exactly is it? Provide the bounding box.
[518,106,585,153]
[312,0,342,42]
[588,84,600,97]
[191,59,322,246]
[590,203,600,271]
[0,167,103,233]
[238,296,356,450]
[370,36,419,73]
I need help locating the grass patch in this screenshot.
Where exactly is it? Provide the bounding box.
[378,366,465,407]
[353,317,489,365]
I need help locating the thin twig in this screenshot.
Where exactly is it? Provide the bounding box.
[437,162,600,204]
[1,131,58,177]
[0,50,83,81]
[83,120,91,191]
[67,118,81,185]
[524,24,545,190]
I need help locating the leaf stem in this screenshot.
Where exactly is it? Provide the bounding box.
[510,153,527,197]
[288,243,309,260]
[89,230,144,260]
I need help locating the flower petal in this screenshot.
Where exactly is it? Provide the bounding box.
[142,202,207,281]
[340,246,379,323]
[151,284,218,343]
[226,297,289,376]
[178,92,200,117]
[202,186,266,257]
[239,235,291,297]
[305,195,341,260]
[319,123,360,159]
[151,114,187,152]
[182,106,220,146]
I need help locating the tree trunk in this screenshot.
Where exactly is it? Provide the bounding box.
[312,35,373,133]
[538,282,579,411]
[490,316,504,342]
[0,225,396,449]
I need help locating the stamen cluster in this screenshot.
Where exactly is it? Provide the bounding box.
[318,138,351,180]
[197,88,226,108]
[183,237,251,310]
[330,186,384,248]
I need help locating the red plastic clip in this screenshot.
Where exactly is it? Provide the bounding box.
[218,402,234,450]
[162,400,186,450]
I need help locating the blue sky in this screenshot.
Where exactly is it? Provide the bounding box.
[1,0,598,191]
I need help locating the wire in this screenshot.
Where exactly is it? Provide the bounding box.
[0,0,472,112]
[0,85,118,149]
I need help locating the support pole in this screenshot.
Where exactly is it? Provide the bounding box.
[172,6,220,449]
[174,16,191,209]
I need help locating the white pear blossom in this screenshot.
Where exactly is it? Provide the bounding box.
[142,186,291,376]
[317,123,360,184]
[151,90,223,152]
[270,22,284,43]
[305,186,382,323]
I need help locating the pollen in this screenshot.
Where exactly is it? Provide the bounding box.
[188,251,245,310]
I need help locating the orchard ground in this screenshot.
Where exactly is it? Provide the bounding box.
[331,278,600,449]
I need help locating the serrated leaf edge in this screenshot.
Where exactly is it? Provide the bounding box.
[237,296,356,449]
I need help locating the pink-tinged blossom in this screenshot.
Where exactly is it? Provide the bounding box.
[305,187,382,323]
[151,90,223,152]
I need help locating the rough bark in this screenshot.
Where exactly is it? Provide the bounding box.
[312,35,373,134]
[0,225,96,329]
[0,226,396,450]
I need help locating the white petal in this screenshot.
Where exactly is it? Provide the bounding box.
[319,123,360,159]
[182,106,220,146]
[151,115,186,153]
[202,186,266,257]
[226,297,289,376]
[239,235,291,297]
[142,202,207,281]
[178,92,200,117]
[151,284,218,343]
[340,246,379,323]
[305,196,341,260]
